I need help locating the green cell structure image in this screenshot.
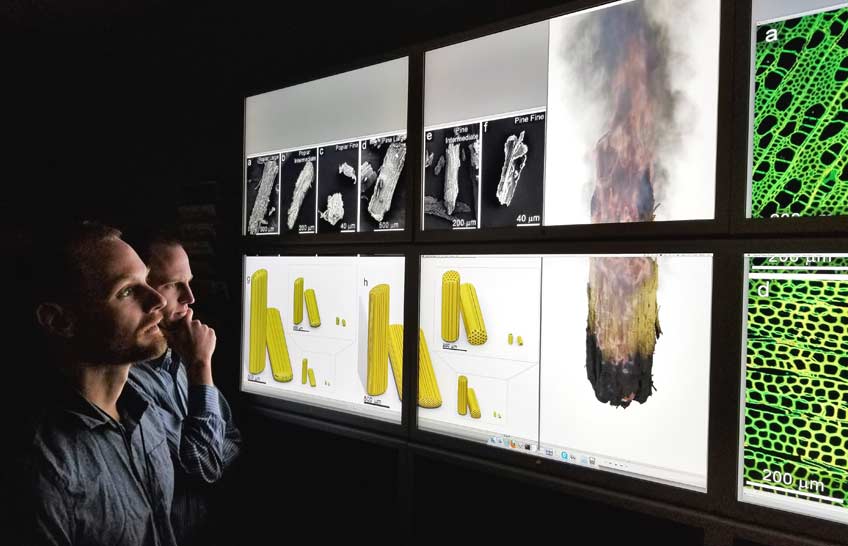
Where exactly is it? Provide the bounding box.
[751,6,848,218]
[744,276,848,508]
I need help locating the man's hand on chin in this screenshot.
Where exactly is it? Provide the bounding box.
[162,308,216,386]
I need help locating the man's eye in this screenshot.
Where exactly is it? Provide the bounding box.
[118,287,135,298]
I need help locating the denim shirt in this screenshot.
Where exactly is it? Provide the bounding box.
[24,381,178,546]
[129,349,241,545]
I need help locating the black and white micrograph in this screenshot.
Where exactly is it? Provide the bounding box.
[423,123,481,230]
[316,141,359,233]
[480,112,545,228]
[280,148,318,234]
[245,153,281,235]
[359,133,407,232]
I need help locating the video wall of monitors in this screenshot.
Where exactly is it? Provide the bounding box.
[748,1,848,219]
[244,58,409,235]
[417,253,713,491]
[238,0,848,537]
[241,255,405,423]
[739,253,848,524]
[422,0,721,231]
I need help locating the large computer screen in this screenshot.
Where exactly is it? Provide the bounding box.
[422,0,720,231]
[242,255,405,423]
[739,253,848,524]
[244,58,408,235]
[418,253,713,491]
[747,1,848,219]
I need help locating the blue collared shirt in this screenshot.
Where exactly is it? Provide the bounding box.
[129,349,241,545]
[22,381,178,546]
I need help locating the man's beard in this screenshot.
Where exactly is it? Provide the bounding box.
[74,326,167,365]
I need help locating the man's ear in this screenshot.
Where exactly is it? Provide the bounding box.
[35,303,75,338]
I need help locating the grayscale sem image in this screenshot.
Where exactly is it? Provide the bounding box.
[317,141,359,232]
[424,123,481,230]
[287,161,314,230]
[368,142,406,221]
[496,131,528,207]
[245,153,281,235]
[480,112,545,228]
[339,162,356,182]
[360,134,407,232]
[279,148,318,234]
[319,192,345,226]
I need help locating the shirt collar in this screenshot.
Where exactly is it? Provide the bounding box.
[143,348,172,371]
[57,380,151,431]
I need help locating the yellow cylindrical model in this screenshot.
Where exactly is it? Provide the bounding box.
[367,284,390,396]
[417,329,442,408]
[457,375,468,415]
[266,308,292,382]
[293,277,304,325]
[301,358,308,385]
[387,324,404,400]
[308,368,316,387]
[459,283,487,345]
[249,269,268,375]
[441,270,460,342]
[467,387,481,419]
[304,288,321,327]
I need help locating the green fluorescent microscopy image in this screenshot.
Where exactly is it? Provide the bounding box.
[744,272,848,508]
[751,6,848,218]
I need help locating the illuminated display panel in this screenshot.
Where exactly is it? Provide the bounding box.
[422,0,720,231]
[241,255,405,423]
[739,253,848,524]
[748,1,848,219]
[418,253,712,491]
[244,58,409,235]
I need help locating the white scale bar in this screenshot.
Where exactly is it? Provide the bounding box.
[749,273,848,281]
[752,266,848,271]
[746,481,843,504]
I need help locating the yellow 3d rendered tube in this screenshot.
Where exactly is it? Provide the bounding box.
[304,288,320,327]
[460,283,487,345]
[457,375,468,415]
[367,284,389,396]
[249,269,268,375]
[387,324,404,400]
[266,308,292,382]
[441,270,460,342]
[417,329,442,408]
[467,387,481,419]
[293,277,304,325]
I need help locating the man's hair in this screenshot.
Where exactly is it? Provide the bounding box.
[26,220,123,307]
[122,224,183,264]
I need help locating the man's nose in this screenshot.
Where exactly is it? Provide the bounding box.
[143,284,167,312]
[179,283,195,306]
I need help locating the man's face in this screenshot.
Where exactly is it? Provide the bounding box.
[146,243,194,328]
[70,238,168,365]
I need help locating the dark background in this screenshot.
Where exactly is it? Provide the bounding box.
[1,1,844,545]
